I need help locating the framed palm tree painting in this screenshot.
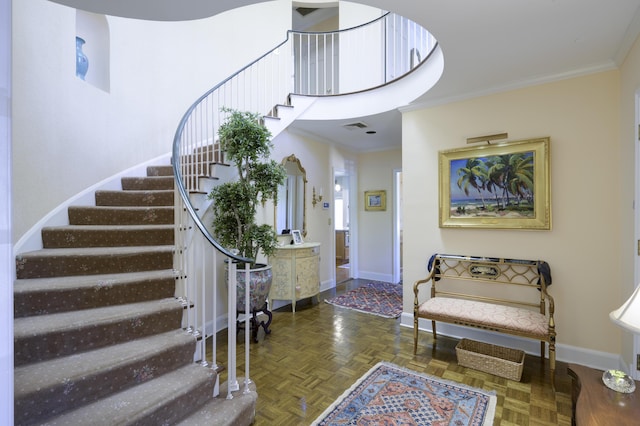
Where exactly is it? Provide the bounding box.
[439,137,550,229]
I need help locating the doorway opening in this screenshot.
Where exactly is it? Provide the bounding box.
[334,173,350,283]
[393,169,403,284]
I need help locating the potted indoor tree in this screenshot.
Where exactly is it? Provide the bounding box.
[208,108,286,342]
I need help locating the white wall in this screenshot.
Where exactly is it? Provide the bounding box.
[1,0,12,421]
[12,0,292,244]
[402,70,622,369]
[357,149,401,283]
[338,2,385,93]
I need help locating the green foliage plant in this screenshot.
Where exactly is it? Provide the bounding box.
[208,109,287,266]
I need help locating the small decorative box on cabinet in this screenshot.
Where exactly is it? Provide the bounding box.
[270,242,320,313]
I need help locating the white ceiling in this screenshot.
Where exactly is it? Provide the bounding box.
[289,0,640,152]
[51,0,640,152]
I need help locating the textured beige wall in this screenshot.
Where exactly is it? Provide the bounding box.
[402,70,622,355]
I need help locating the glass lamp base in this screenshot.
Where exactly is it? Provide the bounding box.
[602,369,636,393]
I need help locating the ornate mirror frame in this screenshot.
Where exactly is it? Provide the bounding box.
[275,154,307,237]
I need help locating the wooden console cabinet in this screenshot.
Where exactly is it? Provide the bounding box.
[269,242,320,313]
[568,363,640,425]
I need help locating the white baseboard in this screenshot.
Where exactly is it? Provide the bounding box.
[320,279,334,293]
[400,313,621,373]
[358,270,394,283]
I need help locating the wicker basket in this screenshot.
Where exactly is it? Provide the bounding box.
[455,338,525,381]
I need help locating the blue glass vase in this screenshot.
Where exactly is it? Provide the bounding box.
[76,36,88,80]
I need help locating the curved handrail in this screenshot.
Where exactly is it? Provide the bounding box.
[171,33,293,264]
[172,12,437,262]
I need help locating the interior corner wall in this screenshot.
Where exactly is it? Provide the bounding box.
[357,148,401,282]
[11,0,291,244]
[619,32,640,373]
[402,70,622,357]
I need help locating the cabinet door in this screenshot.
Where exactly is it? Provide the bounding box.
[296,254,319,298]
[270,255,293,299]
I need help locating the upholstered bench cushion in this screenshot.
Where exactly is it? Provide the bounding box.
[418,297,549,338]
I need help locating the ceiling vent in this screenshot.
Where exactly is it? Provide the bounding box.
[296,7,318,17]
[343,121,368,130]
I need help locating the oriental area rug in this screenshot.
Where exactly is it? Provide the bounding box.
[324,282,402,318]
[312,362,496,426]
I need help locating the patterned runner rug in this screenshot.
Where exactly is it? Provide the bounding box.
[312,362,496,426]
[324,282,402,318]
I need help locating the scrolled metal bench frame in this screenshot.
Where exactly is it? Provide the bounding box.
[413,253,556,389]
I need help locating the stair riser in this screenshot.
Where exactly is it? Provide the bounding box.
[14,275,176,318]
[192,144,224,162]
[42,227,174,248]
[95,190,174,207]
[14,305,183,366]
[15,340,196,425]
[178,161,229,177]
[68,206,174,225]
[121,176,174,191]
[15,250,174,279]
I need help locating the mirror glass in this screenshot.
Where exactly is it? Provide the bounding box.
[275,154,307,237]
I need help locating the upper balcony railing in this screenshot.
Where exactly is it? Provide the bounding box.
[171,11,437,399]
[292,13,436,96]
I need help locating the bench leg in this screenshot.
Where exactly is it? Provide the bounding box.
[540,341,545,362]
[549,340,556,391]
[414,318,439,354]
[413,316,419,354]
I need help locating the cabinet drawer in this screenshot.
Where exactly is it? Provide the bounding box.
[273,246,319,259]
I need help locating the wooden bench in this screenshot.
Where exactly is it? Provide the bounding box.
[413,254,556,388]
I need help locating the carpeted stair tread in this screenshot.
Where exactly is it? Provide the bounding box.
[42,364,216,426]
[14,298,183,366]
[42,224,174,248]
[121,176,175,190]
[14,269,177,317]
[176,379,257,426]
[95,189,174,206]
[68,206,174,225]
[15,245,174,279]
[147,165,174,176]
[14,330,197,424]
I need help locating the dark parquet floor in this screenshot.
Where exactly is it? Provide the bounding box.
[209,279,572,425]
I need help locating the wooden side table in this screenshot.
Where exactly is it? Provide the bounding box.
[568,363,640,425]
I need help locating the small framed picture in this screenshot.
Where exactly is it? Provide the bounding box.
[292,229,303,245]
[364,190,386,211]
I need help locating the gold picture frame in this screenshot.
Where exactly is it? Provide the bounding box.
[439,137,551,229]
[365,190,386,211]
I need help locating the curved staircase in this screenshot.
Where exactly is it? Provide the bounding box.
[12,9,439,424]
[13,165,256,425]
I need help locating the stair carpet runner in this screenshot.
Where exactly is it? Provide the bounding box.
[13,165,256,425]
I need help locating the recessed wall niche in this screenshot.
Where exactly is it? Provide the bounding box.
[75,10,110,92]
